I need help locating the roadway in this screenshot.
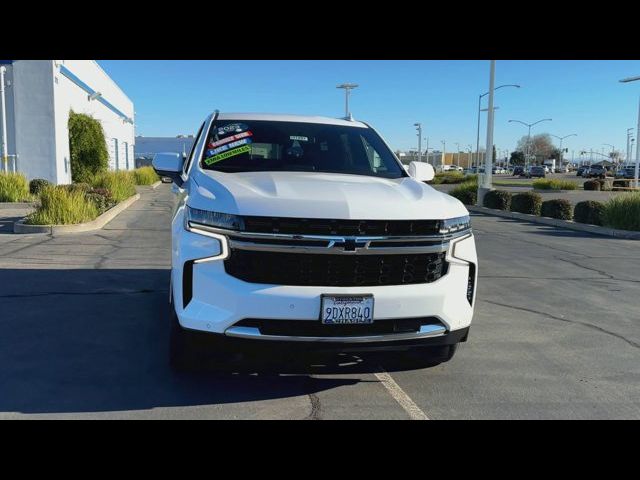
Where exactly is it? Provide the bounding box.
[0,185,638,419]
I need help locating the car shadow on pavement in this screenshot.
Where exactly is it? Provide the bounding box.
[0,268,428,415]
[0,216,22,234]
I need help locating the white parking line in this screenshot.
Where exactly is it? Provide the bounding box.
[375,368,429,420]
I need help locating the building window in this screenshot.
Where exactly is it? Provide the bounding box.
[113,138,119,170]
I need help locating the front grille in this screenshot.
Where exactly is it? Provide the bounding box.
[224,250,448,286]
[242,216,440,236]
[235,317,443,337]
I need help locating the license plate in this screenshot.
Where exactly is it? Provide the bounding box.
[321,295,374,324]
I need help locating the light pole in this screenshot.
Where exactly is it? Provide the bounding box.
[0,66,8,172]
[336,83,358,120]
[476,83,520,169]
[551,133,577,172]
[627,128,634,165]
[455,142,461,166]
[467,145,473,169]
[441,140,446,169]
[414,123,422,162]
[619,75,640,188]
[509,118,552,170]
[476,60,498,206]
[603,143,615,165]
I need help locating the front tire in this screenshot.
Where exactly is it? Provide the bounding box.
[169,302,241,372]
[169,306,203,371]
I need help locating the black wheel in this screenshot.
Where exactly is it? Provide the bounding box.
[169,302,241,372]
[169,306,203,372]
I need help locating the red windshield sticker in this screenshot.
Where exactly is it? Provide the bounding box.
[208,131,253,149]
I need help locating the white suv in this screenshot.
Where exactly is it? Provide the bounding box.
[153,113,478,370]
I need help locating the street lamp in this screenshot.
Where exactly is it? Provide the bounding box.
[414,123,422,162]
[476,83,520,168]
[476,60,498,206]
[0,66,7,172]
[619,75,640,188]
[336,83,358,120]
[508,118,552,170]
[627,128,634,165]
[602,143,615,165]
[550,133,577,171]
[455,142,460,166]
[467,145,473,169]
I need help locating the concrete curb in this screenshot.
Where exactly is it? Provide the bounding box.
[13,193,140,235]
[468,206,640,240]
[0,202,36,210]
[134,181,161,193]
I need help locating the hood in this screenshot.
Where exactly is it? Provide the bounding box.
[189,170,468,220]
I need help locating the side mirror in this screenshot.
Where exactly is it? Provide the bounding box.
[152,152,184,187]
[408,161,435,182]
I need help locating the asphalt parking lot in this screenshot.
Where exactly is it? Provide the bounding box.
[0,185,638,419]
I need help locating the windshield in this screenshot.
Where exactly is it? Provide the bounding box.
[200,119,405,178]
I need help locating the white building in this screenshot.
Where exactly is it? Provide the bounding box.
[0,60,135,184]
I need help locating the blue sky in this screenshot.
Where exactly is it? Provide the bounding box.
[99,60,640,159]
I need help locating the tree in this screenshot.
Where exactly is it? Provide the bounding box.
[68,111,109,183]
[516,133,555,162]
[510,151,525,166]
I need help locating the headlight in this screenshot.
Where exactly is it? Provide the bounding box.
[185,206,244,231]
[439,215,471,235]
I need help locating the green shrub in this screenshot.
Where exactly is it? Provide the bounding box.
[584,180,601,191]
[68,111,109,183]
[483,190,512,210]
[574,201,604,226]
[602,193,640,231]
[541,199,573,220]
[449,180,477,205]
[29,178,52,196]
[532,179,577,190]
[91,171,136,202]
[0,172,30,202]
[511,192,542,215]
[132,166,159,186]
[64,182,92,194]
[597,178,612,191]
[86,189,116,214]
[25,185,98,225]
[613,179,631,188]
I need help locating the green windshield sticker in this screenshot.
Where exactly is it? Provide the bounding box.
[204,144,251,165]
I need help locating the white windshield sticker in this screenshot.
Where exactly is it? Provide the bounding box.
[290,136,308,142]
[217,123,249,136]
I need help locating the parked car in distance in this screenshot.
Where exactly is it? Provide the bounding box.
[584,165,608,178]
[617,166,637,179]
[527,166,546,178]
[153,112,477,370]
[440,164,463,173]
[513,166,525,177]
[576,165,587,177]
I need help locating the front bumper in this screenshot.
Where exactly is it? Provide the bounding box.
[171,219,477,343]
